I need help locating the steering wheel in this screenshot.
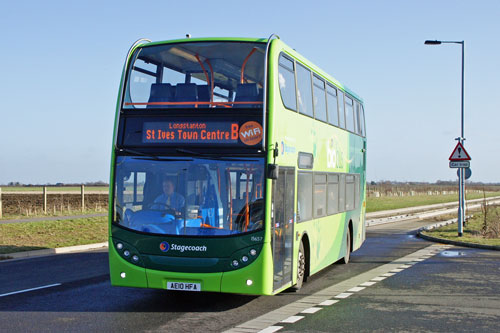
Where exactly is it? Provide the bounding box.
[148,203,178,217]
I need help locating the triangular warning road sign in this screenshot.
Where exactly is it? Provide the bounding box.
[449,142,471,161]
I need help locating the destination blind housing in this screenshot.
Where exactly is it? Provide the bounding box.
[120,116,264,148]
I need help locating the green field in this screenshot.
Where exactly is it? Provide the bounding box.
[366,192,500,213]
[421,206,500,247]
[1,186,108,192]
[0,216,107,255]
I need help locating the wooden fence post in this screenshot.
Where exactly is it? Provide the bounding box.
[81,184,85,212]
[0,187,3,219]
[43,186,47,214]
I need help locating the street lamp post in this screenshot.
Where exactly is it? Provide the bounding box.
[425,39,465,237]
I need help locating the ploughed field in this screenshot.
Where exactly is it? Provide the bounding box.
[1,193,108,216]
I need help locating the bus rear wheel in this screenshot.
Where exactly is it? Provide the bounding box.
[293,241,306,290]
[341,228,351,264]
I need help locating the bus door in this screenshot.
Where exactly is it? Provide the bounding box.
[272,167,295,291]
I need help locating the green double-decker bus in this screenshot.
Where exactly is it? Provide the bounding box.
[109,36,366,295]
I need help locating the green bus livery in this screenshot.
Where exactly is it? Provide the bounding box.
[109,35,366,295]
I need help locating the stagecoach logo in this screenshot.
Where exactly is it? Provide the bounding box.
[160,241,208,253]
[159,241,170,252]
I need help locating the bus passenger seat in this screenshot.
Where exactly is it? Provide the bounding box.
[234,83,259,108]
[174,83,198,108]
[147,83,174,108]
[197,85,210,108]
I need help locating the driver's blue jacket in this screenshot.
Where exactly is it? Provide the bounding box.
[151,192,185,211]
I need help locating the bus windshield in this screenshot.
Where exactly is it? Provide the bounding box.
[114,156,265,236]
[123,42,266,109]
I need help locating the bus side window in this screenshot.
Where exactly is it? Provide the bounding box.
[345,174,355,211]
[297,172,313,222]
[296,63,314,117]
[338,174,346,212]
[327,85,339,127]
[312,75,327,122]
[278,54,297,111]
[327,173,339,215]
[359,105,366,137]
[355,102,361,135]
[345,96,355,133]
[313,174,327,218]
[355,174,360,209]
[338,91,345,129]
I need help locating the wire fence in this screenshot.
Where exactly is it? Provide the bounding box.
[0,186,108,219]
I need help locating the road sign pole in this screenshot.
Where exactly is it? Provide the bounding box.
[458,167,463,237]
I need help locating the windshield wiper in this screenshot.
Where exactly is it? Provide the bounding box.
[176,148,202,156]
[116,147,159,160]
[175,148,260,162]
[117,147,193,162]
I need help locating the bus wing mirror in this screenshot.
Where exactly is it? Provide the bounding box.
[267,164,279,180]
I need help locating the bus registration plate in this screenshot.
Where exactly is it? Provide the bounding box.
[167,281,201,292]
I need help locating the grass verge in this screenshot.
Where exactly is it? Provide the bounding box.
[0,216,107,255]
[1,208,108,220]
[421,208,500,247]
[366,191,500,213]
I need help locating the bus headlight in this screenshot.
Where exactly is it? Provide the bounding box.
[232,260,239,267]
[250,249,257,256]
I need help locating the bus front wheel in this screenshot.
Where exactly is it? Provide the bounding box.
[294,241,306,290]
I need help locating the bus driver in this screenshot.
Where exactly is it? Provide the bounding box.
[152,178,185,213]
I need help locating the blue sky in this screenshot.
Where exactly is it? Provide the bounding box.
[1,0,499,184]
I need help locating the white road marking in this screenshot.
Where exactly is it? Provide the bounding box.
[381,272,396,277]
[335,292,353,299]
[258,326,282,333]
[319,299,339,306]
[347,286,366,292]
[390,268,404,272]
[0,283,61,297]
[281,316,304,323]
[360,281,377,287]
[301,307,322,314]
[371,276,387,281]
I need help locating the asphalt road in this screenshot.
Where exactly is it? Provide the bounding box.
[1,217,498,332]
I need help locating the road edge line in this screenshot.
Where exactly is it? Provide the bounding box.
[0,242,109,262]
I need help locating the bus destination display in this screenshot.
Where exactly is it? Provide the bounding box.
[142,121,263,146]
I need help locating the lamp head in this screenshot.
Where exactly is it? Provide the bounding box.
[425,40,442,45]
